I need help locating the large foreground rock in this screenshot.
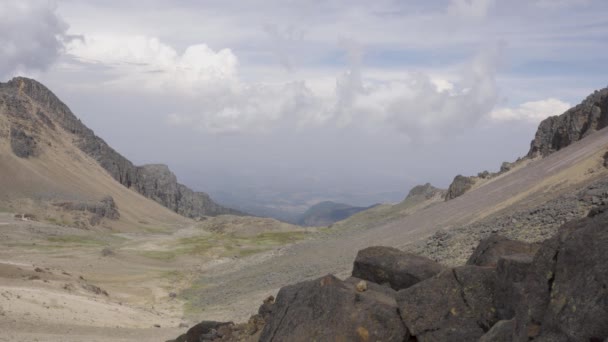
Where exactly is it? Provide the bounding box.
[467,234,539,267]
[352,246,445,290]
[396,266,497,341]
[259,274,408,342]
[514,210,608,341]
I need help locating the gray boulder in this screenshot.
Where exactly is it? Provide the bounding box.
[259,274,408,342]
[514,211,608,341]
[352,246,445,290]
[397,266,497,341]
[466,234,539,267]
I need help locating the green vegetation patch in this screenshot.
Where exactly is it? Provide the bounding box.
[46,235,105,245]
[179,231,307,256]
[139,231,308,262]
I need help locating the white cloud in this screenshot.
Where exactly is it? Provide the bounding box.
[322,46,501,142]
[490,98,571,122]
[0,0,70,77]
[67,32,503,139]
[67,35,239,93]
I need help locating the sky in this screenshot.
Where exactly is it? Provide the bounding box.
[1,0,607,214]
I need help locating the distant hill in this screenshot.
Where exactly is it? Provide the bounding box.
[0,77,241,229]
[297,201,378,227]
[331,183,446,230]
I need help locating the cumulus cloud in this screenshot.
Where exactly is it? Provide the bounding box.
[319,46,501,142]
[490,98,571,123]
[0,1,70,78]
[68,33,323,133]
[67,32,504,140]
[67,35,239,93]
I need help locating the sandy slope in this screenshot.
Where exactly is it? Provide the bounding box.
[0,215,183,341]
[0,210,308,341]
[0,107,189,232]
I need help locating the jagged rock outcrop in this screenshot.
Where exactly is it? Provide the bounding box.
[405,182,446,201]
[134,164,240,217]
[0,77,240,218]
[445,174,476,200]
[352,246,445,290]
[528,87,608,158]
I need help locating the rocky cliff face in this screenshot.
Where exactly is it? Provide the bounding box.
[443,86,608,202]
[0,77,241,218]
[406,183,446,201]
[445,175,477,200]
[134,164,241,217]
[528,87,608,158]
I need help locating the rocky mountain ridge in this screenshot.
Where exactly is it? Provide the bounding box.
[445,86,608,201]
[528,87,608,158]
[0,77,241,218]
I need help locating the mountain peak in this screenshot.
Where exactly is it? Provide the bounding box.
[2,77,67,114]
[0,77,242,219]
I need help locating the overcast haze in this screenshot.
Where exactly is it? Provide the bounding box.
[1,0,607,216]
